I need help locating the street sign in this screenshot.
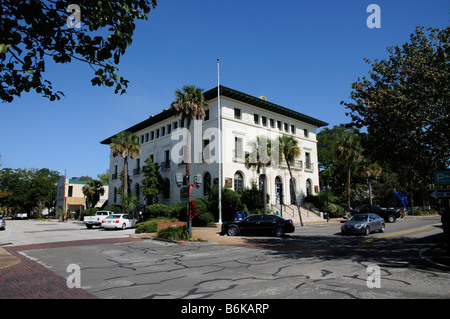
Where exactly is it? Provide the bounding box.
[434,171,450,185]
[428,189,450,200]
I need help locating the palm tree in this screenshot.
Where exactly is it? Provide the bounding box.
[333,132,363,209]
[278,135,304,226]
[358,161,383,204]
[245,136,272,214]
[82,180,105,209]
[170,85,209,180]
[110,131,141,208]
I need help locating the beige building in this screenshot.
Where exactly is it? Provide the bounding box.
[56,177,109,216]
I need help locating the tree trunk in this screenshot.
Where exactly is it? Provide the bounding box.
[286,160,304,227]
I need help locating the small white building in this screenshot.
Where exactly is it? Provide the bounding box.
[100,85,328,223]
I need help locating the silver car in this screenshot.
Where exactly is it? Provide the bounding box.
[341,213,385,236]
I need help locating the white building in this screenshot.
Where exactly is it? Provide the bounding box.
[100,86,328,223]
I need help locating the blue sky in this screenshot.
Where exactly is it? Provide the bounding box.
[1,0,448,179]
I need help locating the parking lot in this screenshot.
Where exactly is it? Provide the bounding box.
[1,216,449,299]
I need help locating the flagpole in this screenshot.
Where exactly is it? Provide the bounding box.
[217,58,222,224]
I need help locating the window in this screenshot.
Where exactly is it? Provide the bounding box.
[145,133,149,142]
[254,114,259,124]
[163,178,170,199]
[270,119,274,128]
[167,124,171,135]
[234,171,244,193]
[68,186,73,197]
[291,125,295,134]
[156,129,160,138]
[277,120,282,130]
[203,172,211,196]
[284,123,289,132]
[234,137,243,159]
[150,131,154,140]
[234,108,241,119]
[304,129,309,138]
[173,121,178,130]
[140,135,144,144]
[161,126,165,136]
[204,109,209,121]
[305,152,312,170]
[261,116,267,127]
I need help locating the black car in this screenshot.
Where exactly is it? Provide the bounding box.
[220,214,295,237]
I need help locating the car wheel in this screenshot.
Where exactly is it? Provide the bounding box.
[227,226,239,236]
[274,227,284,237]
[86,224,93,229]
[364,227,371,236]
[387,215,396,223]
[380,224,385,233]
[122,223,126,230]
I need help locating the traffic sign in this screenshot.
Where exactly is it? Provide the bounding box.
[434,171,450,185]
[428,189,450,200]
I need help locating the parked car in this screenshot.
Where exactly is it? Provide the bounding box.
[101,214,137,230]
[341,213,385,236]
[13,212,27,219]
[221,214,295,237]
[0,216,5,230]
[348,204,401,223]
[84,210,114,229]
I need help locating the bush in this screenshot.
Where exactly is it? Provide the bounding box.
[409,209,438,216]
[135,218,178,233]
[145,203,170,219]
[169,202,187,221]
[102,205,122,214]
[157,225,190,240]
[81,207,98,218]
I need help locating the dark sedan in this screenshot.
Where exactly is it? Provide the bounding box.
[221,214,295,237]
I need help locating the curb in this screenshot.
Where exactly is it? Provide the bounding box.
[419,248,450,271]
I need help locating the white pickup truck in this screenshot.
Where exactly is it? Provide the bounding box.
[84,211,114,229]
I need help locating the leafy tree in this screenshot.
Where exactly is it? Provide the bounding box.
[82,179,105,209]
[278,135,304,226]
[341,26,450,189]
[0,167,59,213]
[357,161,382,205]
[240,180,269,214]
[97,170,110,184]
[332,131,363,209]
[170,85,209,180]
[208,185,243,222]
[110,130,141,202]
[142,156,163,204]
[245,136,272,214]
[0,0,157,102]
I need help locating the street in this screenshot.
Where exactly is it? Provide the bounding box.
[1,216,449,299]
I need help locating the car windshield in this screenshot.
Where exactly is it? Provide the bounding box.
[105,215,121,219]
[350,214,368,221]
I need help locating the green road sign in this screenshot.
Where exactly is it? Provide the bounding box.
[434,171,450,185]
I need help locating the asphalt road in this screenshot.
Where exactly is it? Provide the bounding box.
[4,216,449,299]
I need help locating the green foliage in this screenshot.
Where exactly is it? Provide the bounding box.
[142,157,163,204]
[304,191,345,218]
[168,202,187,221]
[145,203,169,219]
[81,207,99,218]
[409,209,438,216]
[102,205,122,214]
[191,198,215,226]
[135,218,178,234]
[0,167,60,212]
[157,225,190,241]
[341,26,450,188]
[208,185,243,222]
[1,0,158,102]
[240,180,268,213]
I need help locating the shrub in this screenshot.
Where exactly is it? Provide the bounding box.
[157,225,190,240]
[145,203,170,219]
[81,207,98,218]
[102,205,122,214]
[169,202,187,221]
[135,218,178,233]
[409,209,438,216]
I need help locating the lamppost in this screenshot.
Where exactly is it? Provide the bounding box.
[175,172,202,238]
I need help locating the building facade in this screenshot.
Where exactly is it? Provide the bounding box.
[56,177,109,217]
[101,86,328,222]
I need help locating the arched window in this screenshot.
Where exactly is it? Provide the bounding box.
[234,171,244,193]
[306,179,312,197]
[275,176,283,205]
[203,172,211,196]
[290,178,297,205]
